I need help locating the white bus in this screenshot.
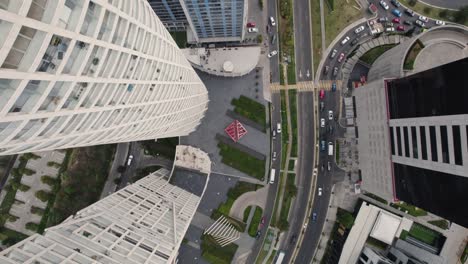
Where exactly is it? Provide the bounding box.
[269,169,276,184]
[275,251,285,264]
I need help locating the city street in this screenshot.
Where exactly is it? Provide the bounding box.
[267,0,280,82]
[293,0,314,80]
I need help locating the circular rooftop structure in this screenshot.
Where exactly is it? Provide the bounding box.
[223,61,234,72]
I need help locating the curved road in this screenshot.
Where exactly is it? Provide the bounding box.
[419,0,465,10]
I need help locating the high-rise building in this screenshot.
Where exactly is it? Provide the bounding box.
[355,25,468,226]
[0,168,202,263]
[0,0,209,155]
[148,0,247,43]
[148,0,188,31]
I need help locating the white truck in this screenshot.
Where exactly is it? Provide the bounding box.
[275,251,285,264]
[328,142,334,156]
[269,169,276,184]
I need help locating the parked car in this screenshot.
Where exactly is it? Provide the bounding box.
[392,9,402,17]
[127,155,134,166]
[404,20,412,25]
[435,20,445,25]
[405,8,415,17]
[415,20,425,27]
[332,67,338,76]
[386,26,395,32]
[248,27,258,33]
[255,230,262,239]
[392,18,400,24]
[354,25,365,34]
[267,50,278,58]
[330,49,338,58]
[324,65,329,74]
[269,16,276,26]
[312,212,317,221]
[320,140,326,151]
[390,0,401,7]
[318,188,323,196]
[331,82,336,92]
[328,110,333,120]
[327,161,331,171]
[341,36,350,45]
[329,125,334,135]
[271,34,276,44]
[418,15,429,22]
[337,52,345,63]
[378,17,388,22]
[396,25,405,31]
[247,22,256,27]
[379,0,389,10]
[351,38,359,46]
[320,118,325,128]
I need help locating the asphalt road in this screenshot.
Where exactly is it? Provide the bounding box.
[248,92,283,264]
[282,92,315,263]
[118,142,141,189]
[419,0,466,10]
[267,0,280,83]
[293,0,313,81]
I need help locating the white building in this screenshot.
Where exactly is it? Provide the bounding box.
[0,168,203,263]
[0,0,209,155]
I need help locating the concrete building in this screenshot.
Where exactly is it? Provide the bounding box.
[354,26,468,227]
[0,0,208,155]
[148,0,247,43]
[0,168,205,264]
[148,0,188,31]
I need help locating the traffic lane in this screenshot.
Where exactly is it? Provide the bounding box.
[282,91,315,263]
[267,0,280,83]
[293,0,313,81]
[118,142,140,189]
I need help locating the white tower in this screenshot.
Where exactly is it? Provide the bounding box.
[0,0,208,155]
[0,168,203,263]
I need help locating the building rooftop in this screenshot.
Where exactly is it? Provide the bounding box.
[182,46,260,77]
[370,211,403,244]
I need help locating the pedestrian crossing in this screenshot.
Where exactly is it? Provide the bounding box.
[270,80,343,92]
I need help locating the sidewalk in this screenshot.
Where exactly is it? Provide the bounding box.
[230,186,269,220]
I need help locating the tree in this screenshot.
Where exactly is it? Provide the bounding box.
[117,165,126,173]
[408,0,417,6]
[257,34,263,44]
[423,7,431,14]
[337,208,355,229]
[25,222,39,231]
[41,175,57,186]
[35,190,51,202]
[439,9,448,18]
[454,5,468,24]
[277,219,289,231]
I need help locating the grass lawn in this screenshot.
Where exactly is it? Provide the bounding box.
[201,234,238,264]
[359,44,397,65]
[231,96,267,129]
[288,159,295,171]
[404,40,424,70]
[243,206,252,222]
[47,145,116,227]
[255,228,275,263]
[280,90,289,169]
[311,0,323,71]
[141,137,178,159]
[288,90,298,157]
[248,206,264,237]
[363,192,388,204]
[278,173,297,231]
[428,219,449,230]
[279,64,285,85]
[169,31,187,48]
[218,142,266,180]
[216,181,261,216]
[267,250,277,264]
[400,0,466,26]
[408,223,442,246]
[324,0,362,46]
[390,201,427,216]
[287,56,296,84]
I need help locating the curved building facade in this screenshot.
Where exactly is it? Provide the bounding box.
[0,0,209,155]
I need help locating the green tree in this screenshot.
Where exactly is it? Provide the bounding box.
[454,5,468,24]
[408,0,418,7]
[35,190,51,202]
[41,175,57,186]
[277,219,289,231]
[439,9,448,18]
[337,209,355,229]
[25,222,39,231]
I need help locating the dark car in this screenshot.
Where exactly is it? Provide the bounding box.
[404,20,412,25]
[331,82,336,92]
[329,125,334,135]
[255,230,262,239]
[320,101,324,112]
[290,234,297,244]
[320,140,326,151]
[324,65,329,74]
[312,212,317,221]
[332,67,338,76]
[405,8,415,17]
[351,38,359,46]
[391,0,401,7]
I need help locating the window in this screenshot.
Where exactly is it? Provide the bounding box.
[396,127,402,156]
[452,126,462,165]
[411,126,418,158]
[440,126,449,163]
[429,126,437,162]
[403,127,410,157]
[390,127,395,155]
[420,127,427,160]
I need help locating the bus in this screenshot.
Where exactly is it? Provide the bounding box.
[275,251,285,264]
[269,169,276,184]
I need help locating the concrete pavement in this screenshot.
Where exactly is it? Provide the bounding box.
[229,186,269,220]
[100,142,129,199]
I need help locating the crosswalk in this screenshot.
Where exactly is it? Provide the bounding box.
[270,80,343,92]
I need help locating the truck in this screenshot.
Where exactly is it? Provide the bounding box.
[328,142,334,156]
[275,251,285,264]
[269,169,276,184]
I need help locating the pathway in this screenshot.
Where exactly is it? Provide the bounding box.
[230,186,269,220]
[319,0,326,55]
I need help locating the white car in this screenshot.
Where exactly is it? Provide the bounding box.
[330,49,338,58]
[435,20,445,25]
[269,16,276,26]
[354,25,365,34]
[415,20,425,28]
[267,50,278,58]
[386,27,395,32]
[127,155,134,166]
[320,118,325,127]
[273,151,277,160]
[418,15,429,22]
[341,36,350,45]
[328,110,333,120]
[379,0,389,10]
[318,188,322,196]
[248,27,258,33]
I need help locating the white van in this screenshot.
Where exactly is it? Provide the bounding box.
[270,169,276,184]
[328,142,334,156]
[277,123,281,133]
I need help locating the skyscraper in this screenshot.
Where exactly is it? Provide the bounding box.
[148,0,247,43]
[355,25,468,226]
[0,168,202,263]
[148,0,188,31]
[0,0,209,155]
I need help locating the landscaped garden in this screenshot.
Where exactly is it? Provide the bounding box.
[248,206,264,237]
[218,142,266,180]
[359,44,397,65]
[403,40,424,70]
[201,234,239,264]
[231,95,267,129]
[390,201,427,217]
[400,222,444,247]
[141,137,178,159]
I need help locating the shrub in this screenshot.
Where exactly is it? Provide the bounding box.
[257,34,263,43]
[25,222,39,231]
[47,161,62,168]
[18,184,30,192]
[23,153,40,160]
[423,7,431,14]
[41,175,57,186]
[8,214,19,222]
[258,0,263,9]
[408,0,417,6]
[35,190,51,202]
[23,168,36,176]
[277,219,289,231]
[114,177,122,185]
[30,206,45,216]
[439,9,448,18]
